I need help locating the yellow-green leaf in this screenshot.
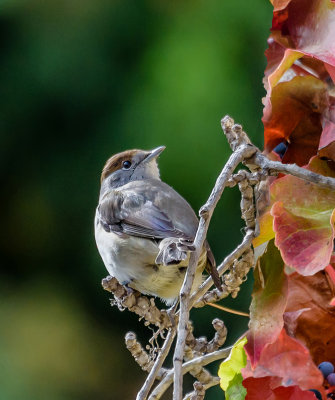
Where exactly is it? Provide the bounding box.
[218,337,247,398]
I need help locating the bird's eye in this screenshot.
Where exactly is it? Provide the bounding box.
[122,160,132,169]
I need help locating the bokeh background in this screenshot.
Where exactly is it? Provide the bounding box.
[0,1,272,399]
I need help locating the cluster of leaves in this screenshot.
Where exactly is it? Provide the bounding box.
[219,0,335,399]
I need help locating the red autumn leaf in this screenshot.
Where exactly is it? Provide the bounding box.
[326,62,335,83]
[325,257,335,302]
[319,117,335,161]
[263,0,335,163]
[243,376,320,400]
[243,376,276,400]
[263,37,287,90]
[325,255,335,285]
[284,270,335,365]
[270,0,293,12]
[276,0,335,68]
[266,48,302,93]
[283,308,311,337]
[245,240,288,366]
[263,75,328,165]
[243,329,324,391]
[272,202,333,275]
[270,157,335,275]
[273,386,321,400]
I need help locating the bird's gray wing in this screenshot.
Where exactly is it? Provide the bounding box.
[97,182,221,288]
[97,190,192,240]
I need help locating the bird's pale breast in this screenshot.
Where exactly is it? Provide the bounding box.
[95,214,204,304]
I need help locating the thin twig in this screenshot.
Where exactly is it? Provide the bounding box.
[125,332,155,372]
[221,115,335,190]
[251,152,335,190]
[206,302,250,317]
[149,347,232,400]
[136,328,176,400]
[183,321,226,389]
[185,318,227,355]
[206,319,228,353]
[102,276,172,329]
[183,378,220,400]
[173,144,257,400]
[184,346,214,385]
[191,229,255,308]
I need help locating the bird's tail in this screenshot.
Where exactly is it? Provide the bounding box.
[204,241,221,290]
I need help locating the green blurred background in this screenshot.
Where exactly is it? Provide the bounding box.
[0,1,271,399]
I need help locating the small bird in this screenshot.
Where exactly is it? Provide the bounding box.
[95,146,220,304]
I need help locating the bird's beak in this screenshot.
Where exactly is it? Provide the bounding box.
[145,146,166,162]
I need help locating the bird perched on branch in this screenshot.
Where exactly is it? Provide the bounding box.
[95,146,220,305]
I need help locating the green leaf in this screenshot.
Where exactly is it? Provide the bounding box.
[218,337,247,400]
[225,374,247,400]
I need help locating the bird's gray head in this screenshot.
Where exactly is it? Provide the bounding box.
[100,146,165,192]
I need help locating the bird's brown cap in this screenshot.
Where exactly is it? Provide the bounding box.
[100,146,165,183]
[101,149,141,183]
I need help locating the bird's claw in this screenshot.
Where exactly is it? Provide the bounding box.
[177,238,196,252]
[156,238,190,266]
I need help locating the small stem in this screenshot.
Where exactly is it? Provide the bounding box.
[252,153,335,190]
[136,328,176,400]
[149,347,231,400]
[190,229,255,308]
[206,302,250,317]
[173,145,256,400]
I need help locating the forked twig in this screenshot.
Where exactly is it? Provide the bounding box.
[173,143,257,400]
[148,347,232,400]
[136,328,176,400]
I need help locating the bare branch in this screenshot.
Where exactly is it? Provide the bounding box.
[173,143,257,400]
[136,328,176,400]
[252,153,335,189]
[125,332,155,373]
[206,318,228,353]
[183,378,220,400]
[102,276,172,329]
[185,322,208,355]
[191,229,255,308]
[186,319,227,355]
[183,382,205,400]
[149,347,231,400]
[221,115,335,190]
[181,319,227,394]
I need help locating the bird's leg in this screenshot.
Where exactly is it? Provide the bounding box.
[176,238,196,252]
[166,298,179,327]
[123,283,136,296]
[155,238,191,266]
